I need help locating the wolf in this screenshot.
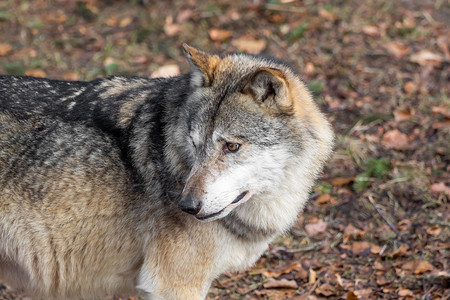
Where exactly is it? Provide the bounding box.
[0,44,334,299]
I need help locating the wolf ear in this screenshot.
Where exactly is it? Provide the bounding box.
[182,43,221,88]
[242,68,291,111]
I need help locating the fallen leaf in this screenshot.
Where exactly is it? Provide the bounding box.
[353,288,372,298]
[426,225,442,236]
[437,35,450,59]
[309,268,316,284]
[398,288,414,297]
[304,62,315,74]
[403,81,415,94]
[414,261,434,274]
[164,23,179,37]
[316,283,337,296]
[381,129,409,150]
[331,177,355,186]
[231,37,266,54]
[25,69,46,77]
[376,276,390,286]
[410,50,444,67]
[397,219,412,231]
[63,72,79,81]
[351,241,371,256]
[151,64,180,78]
[403,260,434,274]
[305,220,328,236]
[0,43,12,56]
[259,261,304,278]
[343,224,364,243]
[370,243,382,255]
[208,29,232,41]
[431,106,450,118]
[430,182,450,196]
[362,25,380,38]
[347,291,358,300]
[432,120,450,129]
[263,278,298,289]
[105,16,118,26]
[316,193,330,204]
[103,57,115,67]
[176,9,193,23]
[393,108,412,122]
[318,9,337,21]
[390,244,409,257]
[119,17,133,27]
[384,41,410,59]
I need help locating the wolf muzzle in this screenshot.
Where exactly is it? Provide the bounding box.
[178,194,201,215]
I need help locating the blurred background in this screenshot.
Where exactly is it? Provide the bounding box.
[0,0,449,299]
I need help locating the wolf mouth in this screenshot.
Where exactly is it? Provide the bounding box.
[196,191,249,221]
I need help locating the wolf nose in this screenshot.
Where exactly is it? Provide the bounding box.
[178,194,201,215]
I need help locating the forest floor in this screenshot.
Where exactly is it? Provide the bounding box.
[0,0,449,299]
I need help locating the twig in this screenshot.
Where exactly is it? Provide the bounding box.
[265,4,307,14]
[367,195,424,286]
[285,241,322,253]
[367,195,413,249]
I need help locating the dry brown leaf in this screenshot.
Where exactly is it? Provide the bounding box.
[347,291,358,300]
[410,50,444,67]
[403,81,415,94]
[208,29,232,42]
[413,261,434,275]
[316,193,330,204]
[384,41,410,59]
[164,23,180,37]
[430,182,450,195]
[370,243,382,255]
[263,278,298,289]
[393,108,412,122]
[119,17,133,28]
[316,283,337,296]
[362,25,380,38]
[259,261,304,278]
[426,225,442,236]
[105,16,118,26]
[390,244,408,257]
[432,120,450,129]
[376,276,389,286]
[309,268,316,284]
[437,35,450,59]
[397,288,414,297]
[0,43,12,56]
[318,9,337,21]
[351,241,371,256]
[232,37,266,54]
[25,69,46,78]
[176,9,193,23]
[397,219,412,231]
[305,220,328,236]
[343,224,364,243]
[381,129,409,150]
[331,177,355,186]
[304,62,315,75]
[431,106,450,118]
[151,65,180,78]
[103,57,115,67]
[63,72,79,81]
[353,288,372,298]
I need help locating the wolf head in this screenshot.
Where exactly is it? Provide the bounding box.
[171,44,334,223]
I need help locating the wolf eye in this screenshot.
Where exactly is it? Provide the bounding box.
[224,142,240,153]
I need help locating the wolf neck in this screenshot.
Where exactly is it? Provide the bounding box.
[221,157,317,242]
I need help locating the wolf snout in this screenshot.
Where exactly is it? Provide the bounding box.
[178,194,202,215]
